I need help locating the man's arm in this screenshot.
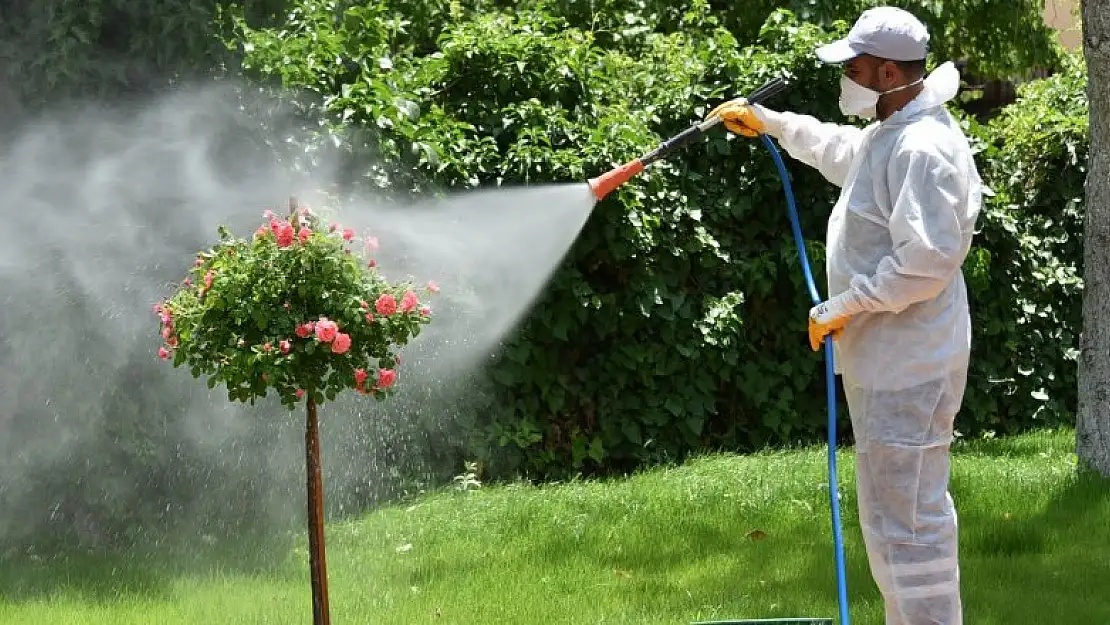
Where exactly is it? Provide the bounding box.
[827,140,969,316]
[761,107,867,188]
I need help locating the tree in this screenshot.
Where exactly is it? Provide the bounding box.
[1079,0,1110,477]
[155,198,436,624]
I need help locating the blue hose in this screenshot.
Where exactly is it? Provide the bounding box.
[759,133,851,625]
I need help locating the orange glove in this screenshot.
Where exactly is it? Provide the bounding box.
[705,98,768,138]
[808,300,852,351]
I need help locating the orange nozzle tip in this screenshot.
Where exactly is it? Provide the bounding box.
[588,159,645,202]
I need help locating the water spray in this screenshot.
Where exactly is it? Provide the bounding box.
[586,76,791,202]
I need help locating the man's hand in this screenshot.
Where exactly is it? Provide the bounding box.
[706,98,767,137]
[808,299,852,351]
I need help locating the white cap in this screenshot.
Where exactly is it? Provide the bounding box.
[816,6,930,64]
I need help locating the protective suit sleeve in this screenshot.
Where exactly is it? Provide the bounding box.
[761,109,866,188]
[832,141,968,316]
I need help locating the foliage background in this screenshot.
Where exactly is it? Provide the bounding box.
[0,0,1087,550]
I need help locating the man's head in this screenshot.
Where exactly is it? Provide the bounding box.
[816,7,930,118]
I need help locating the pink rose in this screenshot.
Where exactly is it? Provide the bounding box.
[368,259,377,268]
[377,368,397,390]
[274,221,295,248]
[375,294,397,316]
[296,322,315,338]
[354,368,369,387]
[298,227,312,243]
[203,270,214,290]
[364,312,375,323]
[296,389,305,398]
[342,228,355,241]
[315,318,339,343]
[400,290,418,313]
[255,226,268,239]
[279,340,292,354]
[426,280,440,294]
[195,258,204,267]
[162,327,172,340]
[158,347,170,360]
[331,333,351,354]
[263,209,274,219]
[420,306,431,316]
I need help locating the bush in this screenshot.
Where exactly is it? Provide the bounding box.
[960,52,1087,435]
[477,0,1059,79]
[232,2,1087,482]
[234,6,854,477]
[0,0,287,113]
[156,205,434,407]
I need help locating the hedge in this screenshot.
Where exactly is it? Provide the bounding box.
[232,4,1087,479]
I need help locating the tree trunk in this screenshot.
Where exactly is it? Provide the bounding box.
[1079,0,1110,477]
[306,396,332,624]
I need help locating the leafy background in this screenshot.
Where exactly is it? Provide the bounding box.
[0,0,1087,549]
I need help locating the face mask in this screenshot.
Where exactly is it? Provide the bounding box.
[838,75,924,119]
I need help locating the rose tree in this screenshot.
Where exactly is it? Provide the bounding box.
[153,200,435,625]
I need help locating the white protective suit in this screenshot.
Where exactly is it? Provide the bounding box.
[759,61,983,625]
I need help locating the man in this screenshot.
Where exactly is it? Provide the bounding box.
[707,6,983,625]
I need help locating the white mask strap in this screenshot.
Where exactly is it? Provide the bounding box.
[881,77,924,96]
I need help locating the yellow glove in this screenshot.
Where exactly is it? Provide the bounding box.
[808,300,852,352]
[706,98,767,137]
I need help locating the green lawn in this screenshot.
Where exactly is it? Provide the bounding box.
[2,428,1107,624]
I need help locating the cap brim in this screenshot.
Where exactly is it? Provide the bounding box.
[815,38,860,64]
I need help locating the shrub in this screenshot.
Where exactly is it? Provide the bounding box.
[233,6,858,477]
[0,0,286,112]
[960,52,1087,434]
[155,200,437,616]
[156,203,434,406]
[231,3,1088,482]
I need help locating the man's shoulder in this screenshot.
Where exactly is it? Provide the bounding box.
[890,113,971,164]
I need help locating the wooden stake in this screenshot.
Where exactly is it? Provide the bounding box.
[306,395,331,625]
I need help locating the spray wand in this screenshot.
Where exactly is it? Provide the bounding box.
[585,75,857,624]
[587,75,791,202]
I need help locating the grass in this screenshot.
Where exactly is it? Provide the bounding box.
[1,428,1108,624]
